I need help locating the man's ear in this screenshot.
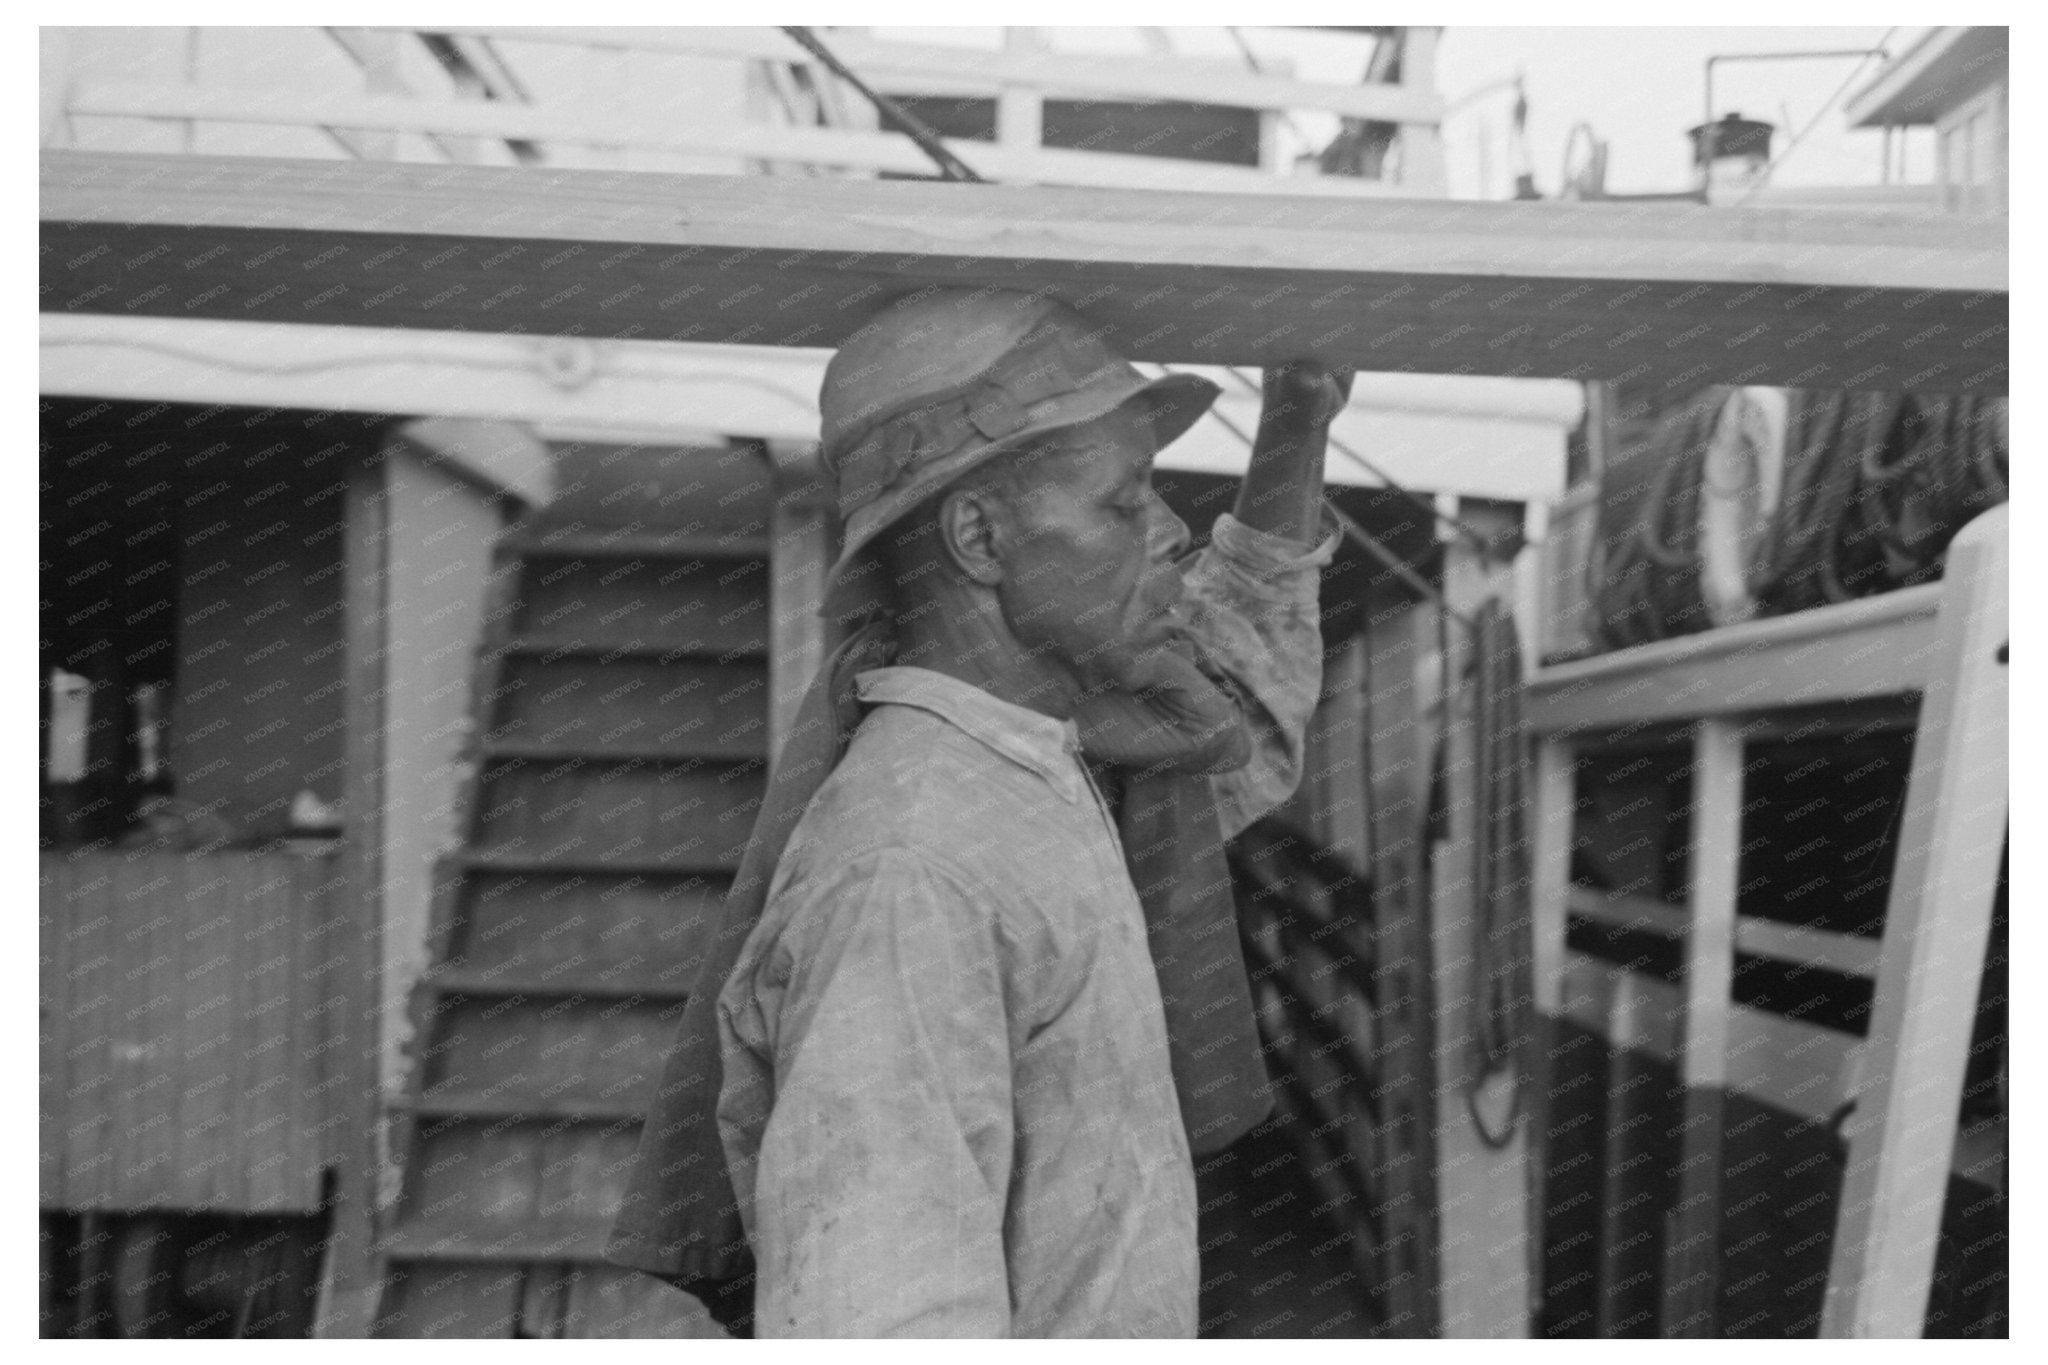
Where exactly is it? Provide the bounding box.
[938,486,1007,588]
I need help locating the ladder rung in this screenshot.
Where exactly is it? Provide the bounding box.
[378,1216,615,1265]
[498,637,768,663]
[479,741,766,766]
[422,965,694,1001]
[498,531,770,561]
[403,1086,649,1124]
[448,851,739,878]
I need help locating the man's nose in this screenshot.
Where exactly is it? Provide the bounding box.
[1144,491,1192,563]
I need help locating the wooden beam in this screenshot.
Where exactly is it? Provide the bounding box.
[38,314,1577,502]
[41,151,2007,394]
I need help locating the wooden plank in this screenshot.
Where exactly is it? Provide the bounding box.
[1733,916,1883,979]
[40,151,2006,394]
[1662,719,1744,1338]
[37,315,1581,503]
[1822,507,2008,1338]
[1567,885,1686,939]
[1525,584,1944,735]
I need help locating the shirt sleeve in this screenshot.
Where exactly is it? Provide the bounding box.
[1178,510,1340,840]
[729,847,1015,1338]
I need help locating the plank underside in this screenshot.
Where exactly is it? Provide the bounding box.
[41,151,2007,394]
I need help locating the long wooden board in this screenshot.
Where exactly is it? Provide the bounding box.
[40,151,2006,394]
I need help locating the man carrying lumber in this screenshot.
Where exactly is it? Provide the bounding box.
[608,287,1350,1337]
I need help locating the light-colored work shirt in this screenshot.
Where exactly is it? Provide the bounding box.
[714,512,1337,1337]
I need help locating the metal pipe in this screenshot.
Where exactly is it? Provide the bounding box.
[1702,46,1891,155]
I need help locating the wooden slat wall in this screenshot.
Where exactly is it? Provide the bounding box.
[39,849,340,1214]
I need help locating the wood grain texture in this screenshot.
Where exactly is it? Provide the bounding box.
[41,151,2006,394]
[38,849,339,1214]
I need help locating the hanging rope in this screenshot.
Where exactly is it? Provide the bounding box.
[1590,385,2009,648]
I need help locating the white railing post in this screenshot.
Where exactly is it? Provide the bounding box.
[40,27,73,148]
[997,27,1045,178]
[1397,26,1449,194]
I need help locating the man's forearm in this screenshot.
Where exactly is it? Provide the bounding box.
[1232,363,1350,545]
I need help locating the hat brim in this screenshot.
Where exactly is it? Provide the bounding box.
[821,370,1221,624]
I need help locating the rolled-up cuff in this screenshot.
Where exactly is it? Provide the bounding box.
[1197,510,1341,604]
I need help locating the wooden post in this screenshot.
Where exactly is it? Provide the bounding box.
[1661,718,1744,1337]
[313,456,393,1338]
[328,29,404,162]
[1396,27,1449,195]
[40,28,73,148]
[1524,735,1574,1328]
[997,27,1045,180]
[1822,506,2009,1337]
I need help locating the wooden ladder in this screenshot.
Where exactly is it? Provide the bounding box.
[367,508,778,1337]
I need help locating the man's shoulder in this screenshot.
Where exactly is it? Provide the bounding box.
[778,701,1062,881]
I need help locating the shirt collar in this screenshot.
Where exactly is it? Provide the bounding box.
[853,665,1086,804]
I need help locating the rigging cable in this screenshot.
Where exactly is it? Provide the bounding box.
[780,26,989,184]
[1729,28,1899,208]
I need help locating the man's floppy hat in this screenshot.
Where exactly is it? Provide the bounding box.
[818,288,1220,618]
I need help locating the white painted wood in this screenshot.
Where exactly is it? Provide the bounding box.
[389,414,552,506]
[374,24,1447,125]
[995,26,1044,171]
[1823,505,2009,1338]
[68,81,1411,197]
[1567,885,1688,938]
[41,28,74,147]
[1529,741,1575,1017]
[1681,720,1744,1090]
[1559,951,1684,1059]
[1395,27,1449,194]
[1733,916,1884,979]
[1525,584,1944,734]
[38,316,1577,502]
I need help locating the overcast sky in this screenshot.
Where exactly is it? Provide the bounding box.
[1433,25,1919,195]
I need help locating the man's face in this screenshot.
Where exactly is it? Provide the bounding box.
[987,404,1193,692]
